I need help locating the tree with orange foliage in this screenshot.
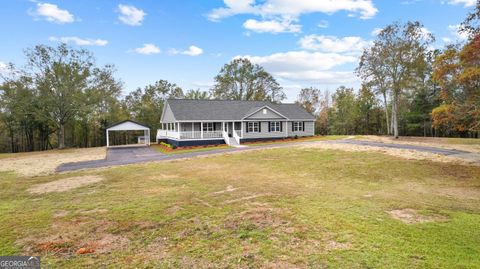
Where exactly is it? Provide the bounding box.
[432,35,480,135]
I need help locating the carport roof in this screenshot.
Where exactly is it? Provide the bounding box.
[106,120,150,131]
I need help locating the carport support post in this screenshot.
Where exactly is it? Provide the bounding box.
[106,130,110,147]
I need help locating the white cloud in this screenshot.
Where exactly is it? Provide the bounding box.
[208,0,378,21]
[299,35,370,53]
[448,24,469,40]
[442,37,453,43]
[182,45,204,56]
[134,44,161,55]
[170,45,204,56]
[371,27,383,36]
[419,27,433,40]
[243,18,301,33]
[0,61,9,76]
[31,2,74,24]
[447,0,476,7]
[275,70,358,84]
[49,36,108,46]
[117,4,146,26]
[317,20,329,28]
[236,50,358,83]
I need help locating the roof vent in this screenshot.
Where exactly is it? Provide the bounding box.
[263,108,267,114]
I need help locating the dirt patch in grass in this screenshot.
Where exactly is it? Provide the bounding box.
[80,208,108,215]
[146,174,180,180]
[28,175,105,194]
[19,218,129,257]
[301,142,475,165]
[262,261,304,269]
[222,194,271,204]
[435,187,480,200]
[325,240,352,251]
[0,147,106,177]
[225,204,289,230]
[360,135,480,153]
[211,185,240,195]
[53,210,70,218]
[387,209,447,224]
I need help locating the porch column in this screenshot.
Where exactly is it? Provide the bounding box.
[192,122,194,138]
[106,130,110,147]
[241,121,244,138]
[147,129,150,145]
[201,122,204,139]
[177,122,180,139]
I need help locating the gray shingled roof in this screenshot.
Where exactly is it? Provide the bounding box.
[166,99,315,121]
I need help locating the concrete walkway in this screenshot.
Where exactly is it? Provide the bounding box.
[56,139,480,173]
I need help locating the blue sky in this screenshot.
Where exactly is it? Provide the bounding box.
[0,0,475,101]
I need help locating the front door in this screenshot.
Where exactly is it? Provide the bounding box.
[227,122,233,137]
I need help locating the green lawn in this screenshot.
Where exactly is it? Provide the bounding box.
[0,147,479,268]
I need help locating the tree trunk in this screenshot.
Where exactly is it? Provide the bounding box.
[392,93,399,139]
[382,92,390,135]
[58,124,65,149]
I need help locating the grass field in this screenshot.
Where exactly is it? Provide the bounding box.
[0,146,479,268]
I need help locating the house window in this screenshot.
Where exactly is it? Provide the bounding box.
[263,108,267,114]
[293,121,303,132]
[269,121,281,132]
[203,122,214,132]
[247,122,260,133]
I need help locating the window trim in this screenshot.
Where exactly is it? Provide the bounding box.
[293,121,303,132]
[203,122,214,132]
[247,122,260,133]
[269,121,281,132]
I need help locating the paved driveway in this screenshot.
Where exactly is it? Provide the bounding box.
[57,139,480,173]
[107,146,163,161]
[57,146,247,172]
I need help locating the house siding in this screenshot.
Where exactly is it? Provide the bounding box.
[242,121,314,139]
[162,103,176,123]
[288,121,315,137]
[242,121,287,139]
[245,107,285,120]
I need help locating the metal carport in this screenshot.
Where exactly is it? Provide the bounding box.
[106,120,150,148]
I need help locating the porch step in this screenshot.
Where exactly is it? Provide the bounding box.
[228,137,245,148]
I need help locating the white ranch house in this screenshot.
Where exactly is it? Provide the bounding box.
[157,99,315,147]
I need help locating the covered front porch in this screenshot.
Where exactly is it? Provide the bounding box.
[157,122,242,141]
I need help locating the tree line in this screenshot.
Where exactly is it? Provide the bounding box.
[1,3,479,153]
[296,4,479,138]
[0,50,284,152]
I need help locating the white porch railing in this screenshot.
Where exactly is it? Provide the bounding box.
[157,130,180,139]
[157,130,223,140]
[233,130,240,144]
[222,131,230,145]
